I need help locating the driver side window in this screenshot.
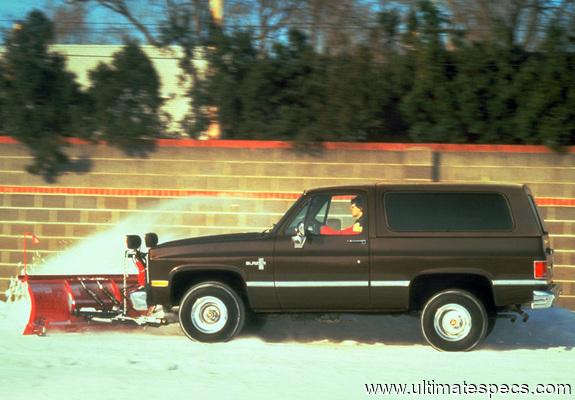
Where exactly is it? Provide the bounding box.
[286,193,367,236]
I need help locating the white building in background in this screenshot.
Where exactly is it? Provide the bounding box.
[54,45,208,136]
[1,45,208,136]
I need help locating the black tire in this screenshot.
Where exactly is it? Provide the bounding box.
[178,281,245,343]
[421,289,488,352]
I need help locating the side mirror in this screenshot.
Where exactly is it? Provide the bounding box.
[291,222,307,249]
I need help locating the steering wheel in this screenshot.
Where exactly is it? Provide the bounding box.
[306,219,323,235]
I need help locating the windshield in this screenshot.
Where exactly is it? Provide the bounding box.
[268,193,306,235]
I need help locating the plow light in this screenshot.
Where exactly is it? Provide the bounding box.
[145,232,158,248]
[125,235,142,250]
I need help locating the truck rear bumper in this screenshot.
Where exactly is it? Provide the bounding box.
[530,284,559,309]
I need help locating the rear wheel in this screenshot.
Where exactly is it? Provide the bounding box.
[421,289,487,351]
[178,281,245,343]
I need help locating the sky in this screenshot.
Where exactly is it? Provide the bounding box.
[0,0,52,20]
[0,0,146,42]
[0,0,120,22]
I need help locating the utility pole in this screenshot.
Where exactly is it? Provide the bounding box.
[204,0,223,140]
[209,0,224,25]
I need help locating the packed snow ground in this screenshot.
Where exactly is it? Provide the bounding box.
[0,301,573,400]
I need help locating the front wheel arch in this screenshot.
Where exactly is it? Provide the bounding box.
[178,281,246,343]
[170,268,249,307]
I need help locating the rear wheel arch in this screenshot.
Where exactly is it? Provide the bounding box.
[409,273,496,313]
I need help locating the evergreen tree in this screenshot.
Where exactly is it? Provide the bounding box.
[0,10,89,180]
[453,42,493,143]
[367,9,412,142]
[400,1,464,143]
[454,42,516,144]
[229,30,325,141]
[88,40,163,154]
[204,29,259,138]
[483,44,526,143]
[268,30,324,141]
[515,26,575,148]
[0,63,4,134]
[237,54,284,139]
[320,48,383,141]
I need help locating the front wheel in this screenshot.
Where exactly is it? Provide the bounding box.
[421,289,487,352]
[178,281,245,343]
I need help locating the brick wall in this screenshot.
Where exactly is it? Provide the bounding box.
[1,137,574,309]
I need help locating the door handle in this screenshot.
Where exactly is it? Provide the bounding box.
[346,239,367,245]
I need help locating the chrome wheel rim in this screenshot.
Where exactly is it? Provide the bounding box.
[191,296,228,334]
[433,303,472,342]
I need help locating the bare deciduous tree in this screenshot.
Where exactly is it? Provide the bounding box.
[71,0,163,45]
[50,1,90,43]
[225,0,303,53]
[443,0,572,48]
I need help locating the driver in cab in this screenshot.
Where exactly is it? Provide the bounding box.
[320,196,365,235]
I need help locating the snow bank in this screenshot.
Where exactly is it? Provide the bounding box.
[0,302,573,400]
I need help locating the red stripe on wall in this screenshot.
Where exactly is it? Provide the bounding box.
[535,198,575,207]
[0,185,301,200]
[156,138,292,149]
[0,137,18,144]
[1,185,574,206]
[2,136,574,153]
[0,137,91,145]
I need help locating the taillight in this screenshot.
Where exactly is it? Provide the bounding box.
[534,261,548,279]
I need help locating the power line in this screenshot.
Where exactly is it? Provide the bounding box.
[1,18,573,32]
[3,49,575,70]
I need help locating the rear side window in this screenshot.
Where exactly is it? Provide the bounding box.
[384,192,513,232]
[528,195,546,233]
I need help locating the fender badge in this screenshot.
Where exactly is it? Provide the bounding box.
[245,257,267,270]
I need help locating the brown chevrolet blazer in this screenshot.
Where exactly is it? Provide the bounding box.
[134,183,558,351]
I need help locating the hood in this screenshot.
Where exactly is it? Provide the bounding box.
[155,232,267,249]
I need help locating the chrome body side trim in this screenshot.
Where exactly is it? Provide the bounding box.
[492,279,549,286]
[371,281,411,287]
[247,280,412,288]
[246,281,275,288]
[276,281,369,288]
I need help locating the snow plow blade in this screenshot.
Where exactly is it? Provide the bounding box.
[21,274,152,335]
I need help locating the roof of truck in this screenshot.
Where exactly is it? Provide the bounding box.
[305,182,526,194]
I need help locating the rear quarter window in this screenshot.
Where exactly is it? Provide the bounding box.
[384,192,514,232]
[527,194,547,233]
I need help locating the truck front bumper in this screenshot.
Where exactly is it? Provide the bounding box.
[530,284,560,309]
